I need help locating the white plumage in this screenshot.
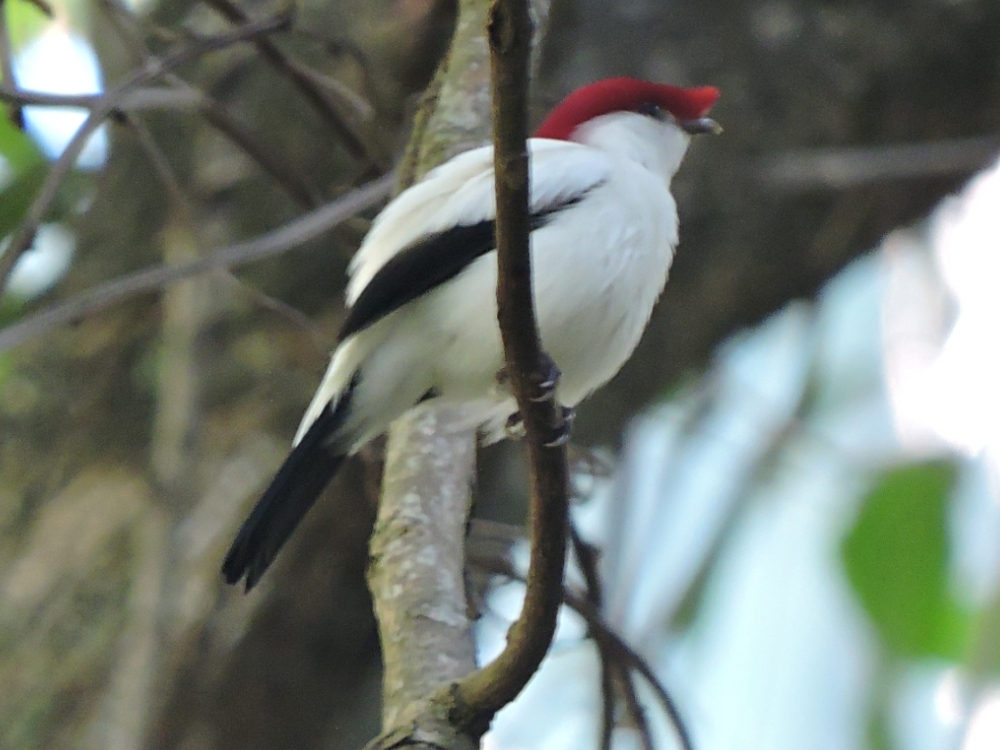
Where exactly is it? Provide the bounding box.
[296,113,687,448]
[223,78,719,589]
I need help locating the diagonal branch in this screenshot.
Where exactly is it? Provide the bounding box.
[121,109,323,340]
[0,174,392,352]
[0,84,200,109]
[470,549,694,750]
[0,9,292,288]
[200,0,379,170]
[450,0,570,733]
[576,592,694,750]
[95,0,320,207]
[570,524,620,750]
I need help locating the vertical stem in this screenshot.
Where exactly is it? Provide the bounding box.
[451,0,570,733]
[370,407,478,728]
[371,0,494,728]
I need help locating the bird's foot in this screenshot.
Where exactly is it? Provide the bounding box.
[543,405,575,448]
[505,412,526,440]
[531,353,562,403]
[496,354,561,402]
[505,404,574,446]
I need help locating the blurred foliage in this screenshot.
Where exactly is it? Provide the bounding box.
[0,111,44,171]
[1,0,998,747]
[2,0,51,51]
[0,164,46,240]
[0,114,41,340]
[842,461,970,660]
[0,114,46,241]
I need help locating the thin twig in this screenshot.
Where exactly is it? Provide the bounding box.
[0,0,23,128]
[94,0,151,57]
[0,78,336,206]
[620,673,656,750]
[195,97,320,208]
[0,174,392,352]
[570,524,656,750]
[221,274,328,349]
[94,0,319,207]
[590,606,694,750]
[122,112,193,218]
[452,0,571,734]
[472,552,694,750]
[124,110,327,347]
[0,10,292,288]
[0,111,107,285]
[0,84,201,109]
[569,524,616,750]
[761,136,1000,191]
[200,0,378,170]
[566,588,693,750]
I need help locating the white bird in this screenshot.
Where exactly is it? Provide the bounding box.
[223,77,720,590]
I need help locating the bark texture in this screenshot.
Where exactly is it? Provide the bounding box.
[369,0,552,743]
[0,1,998,749]
[368,2,497,731]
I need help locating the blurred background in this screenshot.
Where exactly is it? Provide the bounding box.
[1,0,999,748]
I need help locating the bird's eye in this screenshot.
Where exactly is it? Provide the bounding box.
[638,102,666,120]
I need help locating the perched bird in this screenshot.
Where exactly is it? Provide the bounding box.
[223,77,720,590]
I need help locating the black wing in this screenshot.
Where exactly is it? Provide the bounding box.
[338,193,592,342]
[222,379,356,591]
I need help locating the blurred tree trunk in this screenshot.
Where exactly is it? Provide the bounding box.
[0,1,998,749]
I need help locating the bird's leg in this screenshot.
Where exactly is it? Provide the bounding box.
[496,354,561,400]
[543,405,575,448]
[501,354,571,444]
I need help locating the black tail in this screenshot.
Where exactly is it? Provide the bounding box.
[222,392,353,591]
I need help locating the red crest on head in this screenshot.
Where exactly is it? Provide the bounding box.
[534,77,720,141]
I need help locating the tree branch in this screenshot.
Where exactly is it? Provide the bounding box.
[0,85,200,109]
[369,408,479,730]
[0,78,332,208]
[0,174,392,353]
[0,9,292,288]
[571,524,657,750]
[760,136,1000,191]
[361,0,554,746]
[95,0,320,208]
[449,0,570,733]
[470,550,694,750]
[200,0,380,171]
[366,0,496,739]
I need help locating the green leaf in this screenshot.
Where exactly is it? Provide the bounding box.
[0,162,46,239]
[4,0,51,51]
[842,461,970,659]
[0,112,45,174]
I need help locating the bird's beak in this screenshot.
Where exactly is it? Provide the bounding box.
[680,117,722,136]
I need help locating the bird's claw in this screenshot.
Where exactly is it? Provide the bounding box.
[531,354,562,403]
[543,406,575,448]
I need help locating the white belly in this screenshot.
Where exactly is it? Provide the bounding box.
[300,158,679,451]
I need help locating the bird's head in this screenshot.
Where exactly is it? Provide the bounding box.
[534,77,720,180]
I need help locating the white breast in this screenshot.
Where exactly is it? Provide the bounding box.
[421,154,677,410]
[296,117,686,449]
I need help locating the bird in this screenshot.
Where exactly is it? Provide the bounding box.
[222,77,720,590]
